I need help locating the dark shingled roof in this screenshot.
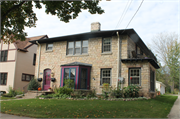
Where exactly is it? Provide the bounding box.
[121,58,160,69]
[61,62,92,67]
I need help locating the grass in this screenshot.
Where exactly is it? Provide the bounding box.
[0,95,177,118]
[0,96,16,100]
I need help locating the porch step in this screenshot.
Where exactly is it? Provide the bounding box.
[23,92,43,99]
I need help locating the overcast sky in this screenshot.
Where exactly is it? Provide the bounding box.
[25,0,179,47]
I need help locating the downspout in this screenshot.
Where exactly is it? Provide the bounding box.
[116,32,122,89]
[36,41,41,78]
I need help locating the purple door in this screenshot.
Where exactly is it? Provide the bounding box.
[43,69,51,90]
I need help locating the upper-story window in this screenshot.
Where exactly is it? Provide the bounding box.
[67,40,88,55]
[102,37,111,52]
[46,43,53,51]
[0,50,8,62]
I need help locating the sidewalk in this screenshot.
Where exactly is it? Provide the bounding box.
[167,94,180,119]
[0,113,34,119]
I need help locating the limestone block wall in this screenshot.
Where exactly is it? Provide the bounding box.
[35,36,121,94]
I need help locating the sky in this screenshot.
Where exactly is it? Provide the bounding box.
[25,0,179,48]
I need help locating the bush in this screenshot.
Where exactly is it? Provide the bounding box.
[28,79,40,90]
[2,86,17,97]
[110,89,123,98]
[54,87,73,96]
[64,79,75,89]
[123,84,140,98]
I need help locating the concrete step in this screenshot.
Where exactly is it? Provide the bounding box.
[23,92,43,99]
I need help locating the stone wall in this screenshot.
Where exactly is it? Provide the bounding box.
[35,36,120,94]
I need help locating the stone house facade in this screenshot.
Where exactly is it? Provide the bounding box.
[30,22,159,98]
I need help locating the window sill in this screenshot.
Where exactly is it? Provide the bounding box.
[66,54,89,57]
[99,85,112,88]
[101,52,113,55]
[45,50,53,53]
[0,84,7,86]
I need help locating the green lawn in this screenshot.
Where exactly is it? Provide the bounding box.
[0,95,177,118]
[0,96,16,100]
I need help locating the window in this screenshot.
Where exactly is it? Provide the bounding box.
[82,40,88,54]
[64,68,76,87]
[67,40,88,55]
[102,37,111,52]
[33,53,36,66]
[46,43,53,51]
[129,68,141,85]
[100,69,111,85]
[0,73,7,85]
[75,41,81,54]
[1,50,8,62]
[22,73,34,81]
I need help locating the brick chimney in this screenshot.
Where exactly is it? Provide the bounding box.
[91,22,101,32]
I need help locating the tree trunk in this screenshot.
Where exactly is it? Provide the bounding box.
[171,81,174,93]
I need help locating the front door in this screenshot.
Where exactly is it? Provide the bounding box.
[80,68,88,89]
[43,69,51,90]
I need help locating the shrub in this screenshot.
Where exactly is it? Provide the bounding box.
[54,87,73,96]
[2,86,17,97]
[110,89,123,98]
[28,79,40,90]
[64,79,74,89]
[123,84,140,98]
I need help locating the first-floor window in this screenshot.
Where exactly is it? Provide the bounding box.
[22,73,34,81]
[129,68,141,85]
[64,68,76,86]
[0,73,7,85]
[100,69,111,85]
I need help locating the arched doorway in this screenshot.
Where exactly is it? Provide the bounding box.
[43,69,51,90]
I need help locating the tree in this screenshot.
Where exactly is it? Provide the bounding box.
[151,32,180,93]
[1,1,104,43]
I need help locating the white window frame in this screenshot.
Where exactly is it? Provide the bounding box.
[82,40,88,54]
[75,41,81,55]
[129,68,141,85]
[100,69,111,85]
[102,37,111,53]
[46,43,53,51]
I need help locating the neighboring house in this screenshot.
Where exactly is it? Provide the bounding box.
[30,22,160,98]
[156,81,166,94]
[0,35,48,93]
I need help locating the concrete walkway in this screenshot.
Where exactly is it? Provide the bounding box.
[0,113,34,119]
[167,94,180,119]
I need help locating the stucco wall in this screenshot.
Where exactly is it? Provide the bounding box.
[14,45,37,90]
[0,42,16,92]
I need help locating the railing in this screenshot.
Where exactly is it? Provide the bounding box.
[23,83,29,95]
[127,50,145,59]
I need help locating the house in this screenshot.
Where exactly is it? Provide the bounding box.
[30,22,160,98]
[0,35,48,93]
[156,81,166,94]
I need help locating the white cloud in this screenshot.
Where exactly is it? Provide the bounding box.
[25,1,179,47]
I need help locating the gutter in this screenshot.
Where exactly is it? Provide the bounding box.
[36,41,41,78]
[116,32,122,88]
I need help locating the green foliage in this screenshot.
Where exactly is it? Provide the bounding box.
[1,1,104,43]
[2,87,24,97]
[110,89,123,98]
[123,85,140,98]
[64,79,74,89]
[28,79,40,90]
[54,87,73,96]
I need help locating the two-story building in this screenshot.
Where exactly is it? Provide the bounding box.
[30,22,159,98]
[0,35,48,93]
